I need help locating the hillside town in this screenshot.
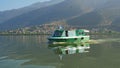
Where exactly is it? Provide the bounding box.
[0,22,119,35]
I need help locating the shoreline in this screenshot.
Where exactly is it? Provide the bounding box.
[0,32,120,36]
[0,33,50,36]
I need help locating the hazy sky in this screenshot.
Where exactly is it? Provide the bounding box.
[0,0,51,11]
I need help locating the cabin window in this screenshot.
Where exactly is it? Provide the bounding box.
[79,32,84,35]
[81,32,84,35]
[53,30,63,37]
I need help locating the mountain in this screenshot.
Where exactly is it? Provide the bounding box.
[67,0,120,31]
[0,0,83,30]
[0,0,64,24]
[0,0,120,31]
[67,12,104,26]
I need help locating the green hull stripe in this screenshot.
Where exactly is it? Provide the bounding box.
[48,36,89,39]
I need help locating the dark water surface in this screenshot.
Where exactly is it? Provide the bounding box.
[0,35,120,68]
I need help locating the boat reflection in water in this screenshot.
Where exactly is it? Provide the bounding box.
[48,43,90,60]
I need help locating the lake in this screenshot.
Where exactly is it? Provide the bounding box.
[0,35,120,68]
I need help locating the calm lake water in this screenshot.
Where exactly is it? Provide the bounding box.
[0,35,120,68]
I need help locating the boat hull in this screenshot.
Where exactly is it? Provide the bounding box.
[48,36,90,44]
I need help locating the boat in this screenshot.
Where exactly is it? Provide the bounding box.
[48,27,90,44]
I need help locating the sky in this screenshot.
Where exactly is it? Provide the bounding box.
[0,0,51,11]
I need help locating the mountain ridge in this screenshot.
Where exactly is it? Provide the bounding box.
[0,0,64,24]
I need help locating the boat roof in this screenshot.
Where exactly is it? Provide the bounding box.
[56,29,89,32]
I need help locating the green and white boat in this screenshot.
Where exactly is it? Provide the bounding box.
[48,28,90,44]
